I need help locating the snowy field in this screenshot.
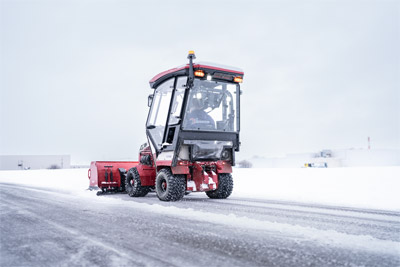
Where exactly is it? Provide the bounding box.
[0,166,399,211]
[234,167,400,211]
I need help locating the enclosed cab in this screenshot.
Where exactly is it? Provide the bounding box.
[144,51,243,201]
[89,51,244,201]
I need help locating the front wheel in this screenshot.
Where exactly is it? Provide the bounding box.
[125,168,150,197]
[155,169,186,201]
[206,173,233,199]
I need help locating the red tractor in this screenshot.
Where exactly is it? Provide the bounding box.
[88,51,244,201]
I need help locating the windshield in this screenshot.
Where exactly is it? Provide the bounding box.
[182,79,239,132]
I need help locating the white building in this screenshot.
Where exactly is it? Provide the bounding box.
[0,155,71,170]
[248,149,400,168]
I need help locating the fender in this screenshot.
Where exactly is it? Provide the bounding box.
[171,165,190,175]
[216,161,232,174]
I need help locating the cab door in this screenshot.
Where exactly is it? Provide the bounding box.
[146,78,175,151]
[162,76,187,148]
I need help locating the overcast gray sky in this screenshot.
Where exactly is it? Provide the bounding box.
[1,0,399,164]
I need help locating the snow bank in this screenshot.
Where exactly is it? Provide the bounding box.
[0,166,399,211]
[0,169,89,192]
[233,167,400,211]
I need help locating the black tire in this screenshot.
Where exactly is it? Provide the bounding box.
[125,167,150,197]
[118,168,127,192]
[155,168,186,201]
[206,173,233,199]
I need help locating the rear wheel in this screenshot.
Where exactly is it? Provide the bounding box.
[206,173,233,199]
[155,168,186,201]
[118,168,127,192]
[125,168,150,197]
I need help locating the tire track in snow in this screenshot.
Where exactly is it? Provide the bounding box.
[1,196,174,267]
[102,197,400,256]
[105,191,400,242]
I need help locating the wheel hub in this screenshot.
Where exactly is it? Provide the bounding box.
[161,180,167,191]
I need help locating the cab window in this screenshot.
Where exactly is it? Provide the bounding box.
[169,76,187,125]
[147,78,175,148]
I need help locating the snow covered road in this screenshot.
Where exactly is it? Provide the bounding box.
[1,178,399,266]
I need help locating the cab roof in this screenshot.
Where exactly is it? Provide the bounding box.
[149,61,244,89]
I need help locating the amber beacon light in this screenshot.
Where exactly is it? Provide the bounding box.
[194,70,205,77]
[234,76,243,83]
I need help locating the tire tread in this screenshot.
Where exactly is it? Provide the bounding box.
[206,173,233,199]
[155,168,186,202]
[125,167,150,197]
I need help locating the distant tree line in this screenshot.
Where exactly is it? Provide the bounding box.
[237,160,252,168]
[48,164,61,169]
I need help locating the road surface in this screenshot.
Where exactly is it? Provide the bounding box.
[1,182,399,266]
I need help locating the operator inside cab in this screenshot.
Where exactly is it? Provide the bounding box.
[184,93,215,130]
[181,75,238,133]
